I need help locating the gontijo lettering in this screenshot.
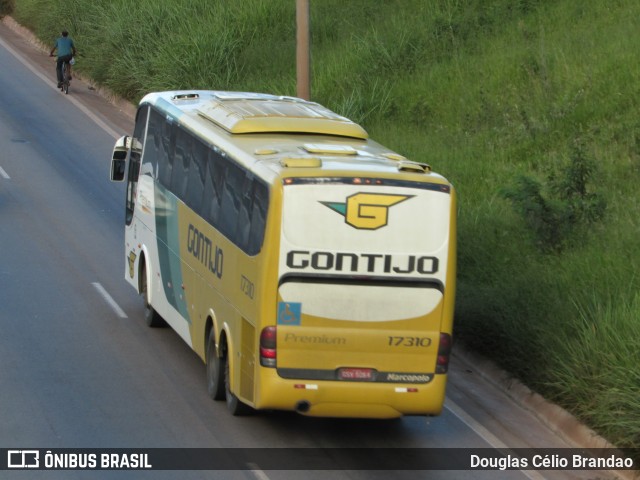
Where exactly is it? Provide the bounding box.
[187,224,223,278]
[286,250,438,275]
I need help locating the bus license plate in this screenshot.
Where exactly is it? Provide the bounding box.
[338,368,375,381]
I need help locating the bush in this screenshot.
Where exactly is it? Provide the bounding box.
[502,138,606,252]
[0,0,15,17]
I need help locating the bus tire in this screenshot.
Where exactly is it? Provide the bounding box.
[141,264,165,328]
[206,329,225,401]
[224,344,253,416]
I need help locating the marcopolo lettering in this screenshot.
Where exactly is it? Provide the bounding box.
[385,373,432,383]
[286,250,439,275]
[187,224,223,278]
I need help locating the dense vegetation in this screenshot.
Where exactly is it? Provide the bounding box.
[7,0,639,453]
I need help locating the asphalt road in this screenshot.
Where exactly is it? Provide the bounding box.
[0,19,617,480]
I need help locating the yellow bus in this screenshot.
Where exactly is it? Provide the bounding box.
[110,91,456,418]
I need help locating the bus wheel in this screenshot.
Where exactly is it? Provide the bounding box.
[141,265,165,328]
[206,329,225,401]
[224,345,253,416]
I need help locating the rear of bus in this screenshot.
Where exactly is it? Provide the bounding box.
[258,167,456,418]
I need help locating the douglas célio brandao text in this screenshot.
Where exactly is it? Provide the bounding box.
[470,453,634,470]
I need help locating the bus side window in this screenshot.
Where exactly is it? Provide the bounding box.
[126,105,149,225]
[219,160,244,240]
[202,149,224,226]
[158,118,176,189]
[236,174,254,251]
[171,127,191,201]
[185,138,206,212]
[143,108,163,179]
[247,181,268,255]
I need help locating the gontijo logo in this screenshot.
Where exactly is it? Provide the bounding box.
[321,193,413,230]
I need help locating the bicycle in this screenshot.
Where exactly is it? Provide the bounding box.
[60,57,74,94]
[50,54,75,94]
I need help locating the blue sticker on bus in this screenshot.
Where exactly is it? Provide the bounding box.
[278,302,302,326]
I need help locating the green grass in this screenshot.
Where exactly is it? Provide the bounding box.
[12,0,640,452]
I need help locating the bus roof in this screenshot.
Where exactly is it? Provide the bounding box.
[143,91,368,139]
[139,91,448,185]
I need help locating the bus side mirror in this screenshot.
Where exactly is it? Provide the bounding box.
[110,135,130,182]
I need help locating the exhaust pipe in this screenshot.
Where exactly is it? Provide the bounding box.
[295,400,311,413]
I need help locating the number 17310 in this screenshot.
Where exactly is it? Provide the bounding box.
[388,336,432,347]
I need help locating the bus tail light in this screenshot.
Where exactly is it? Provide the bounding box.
[436,333,452,374]
[260,326,277,368]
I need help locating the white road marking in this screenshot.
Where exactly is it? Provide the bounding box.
[246,463,271,480]
[0,36,122,140]
[446,399,547,480]
[92,282,128,319]
[0,166,9,179]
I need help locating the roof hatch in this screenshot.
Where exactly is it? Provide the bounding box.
[302,144,358,155]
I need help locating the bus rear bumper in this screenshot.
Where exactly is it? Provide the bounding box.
[254,374,448,419]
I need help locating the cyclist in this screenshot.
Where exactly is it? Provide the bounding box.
[49,30,77,88]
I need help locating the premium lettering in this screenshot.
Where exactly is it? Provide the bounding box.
[284,333,347,345]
